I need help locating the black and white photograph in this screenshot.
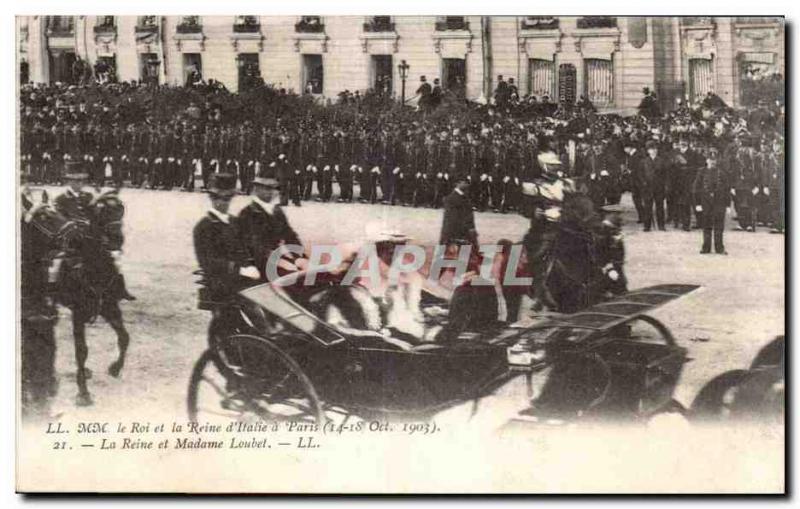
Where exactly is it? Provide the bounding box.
[15,9,785,494]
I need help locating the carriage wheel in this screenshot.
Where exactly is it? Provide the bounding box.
[627,315,677,346]
[689,369,749,421]
[187,334,325,425]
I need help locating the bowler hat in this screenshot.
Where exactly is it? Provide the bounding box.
[209,173,237,198]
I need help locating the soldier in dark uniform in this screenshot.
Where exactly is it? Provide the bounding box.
[237,169,304,281]
[693,146,732,255]
[730,136,759,232]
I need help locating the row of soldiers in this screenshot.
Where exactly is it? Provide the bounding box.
[19,116,785,229]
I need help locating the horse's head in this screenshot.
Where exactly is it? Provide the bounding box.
[22,196,84,252]
[89,191,125,251]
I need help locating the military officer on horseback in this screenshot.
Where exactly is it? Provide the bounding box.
[520,149,578,311]
[54,162,136,301]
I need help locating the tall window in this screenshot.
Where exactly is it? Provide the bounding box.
[584,59,613,105]
[46,16,74,35]
[94,16,116,34]
[739,52,783,106]
[689,58,713,102]
[302,54,324,94]
[529,59,555,99]
[238,53,261,91]
[371,55,393,94]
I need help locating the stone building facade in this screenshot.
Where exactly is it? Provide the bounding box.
[17,15,784,114]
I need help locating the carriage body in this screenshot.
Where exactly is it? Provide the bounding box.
[189,277,698,424]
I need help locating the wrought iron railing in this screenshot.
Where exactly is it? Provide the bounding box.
[363,20,395,32]
[176,22,203,34]
[521,17,559,30]
[233,23,261,33]
[435,18,469,31]
[295,18,325,33]
[576,17,617,29]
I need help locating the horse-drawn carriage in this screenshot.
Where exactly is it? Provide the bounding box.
[187,267,698,426]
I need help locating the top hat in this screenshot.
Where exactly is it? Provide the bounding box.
[208,172,237,198]
[64,160,89,180]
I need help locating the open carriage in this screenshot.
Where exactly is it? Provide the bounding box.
[187,272,698,426]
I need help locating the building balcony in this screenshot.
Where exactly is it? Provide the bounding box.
[363,21,395,33]
[233,23,261,33]
[576,17,617,30]
[135,25,159,35]
[435,19,469,31]
[295,19,325,33]
[176,22,203,34]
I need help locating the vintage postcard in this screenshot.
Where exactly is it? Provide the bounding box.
[16,13,785,493]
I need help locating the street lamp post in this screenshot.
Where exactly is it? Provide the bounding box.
[398,59,410,105]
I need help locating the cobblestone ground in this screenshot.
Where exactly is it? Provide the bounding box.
[39,187,784,424]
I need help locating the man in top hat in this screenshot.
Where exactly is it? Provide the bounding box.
[415,76,432,112]
[54,161,93,222]
[431,79,443,110]
[670,136,705,231]
[193,173,260,307]
[639,140,669,231]
[440,175,477,247]
[237,168,304,282]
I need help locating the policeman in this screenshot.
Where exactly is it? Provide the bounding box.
[693,147,731,255]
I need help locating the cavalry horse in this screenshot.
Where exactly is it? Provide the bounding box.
[531,192,626,314]
[54,190,132,406]
[20,190,77,414]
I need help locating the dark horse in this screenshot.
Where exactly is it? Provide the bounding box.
[533,193,627,314]
[54,191,132,406]
[20,190,78,415]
